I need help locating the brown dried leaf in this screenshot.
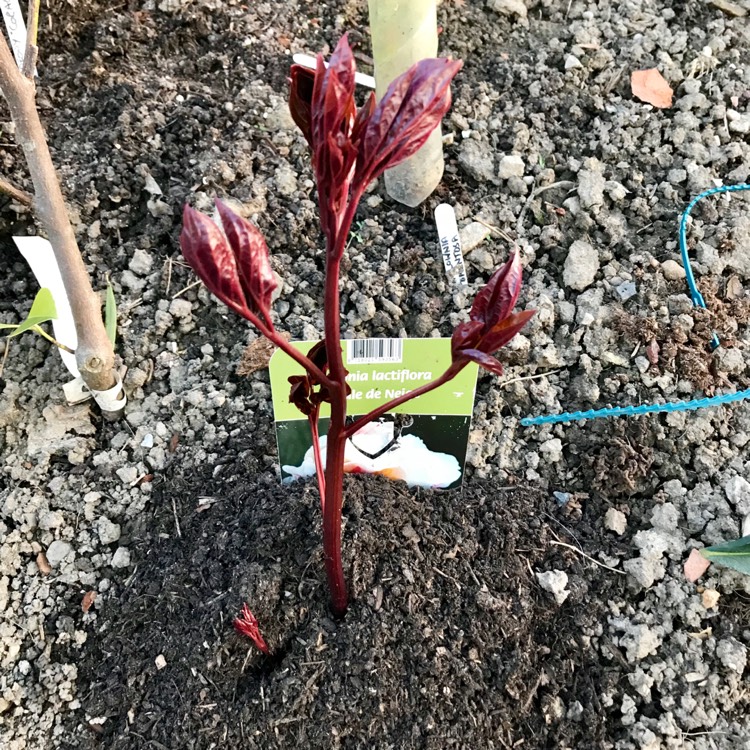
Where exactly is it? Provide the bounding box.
[631,68,673,109]
[237,332,292,376]
[82,590,97,613]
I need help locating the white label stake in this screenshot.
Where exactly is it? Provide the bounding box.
[292,53,376,89]
[0,0,28,68]
[434,204,468,288]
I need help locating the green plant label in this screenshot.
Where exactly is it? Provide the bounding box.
[269,339,478,490]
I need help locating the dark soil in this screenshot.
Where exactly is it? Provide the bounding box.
[68,430,626,750]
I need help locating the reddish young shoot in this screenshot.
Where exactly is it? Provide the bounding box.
[181,36,534,616]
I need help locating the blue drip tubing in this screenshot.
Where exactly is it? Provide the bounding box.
[522,183,750,428]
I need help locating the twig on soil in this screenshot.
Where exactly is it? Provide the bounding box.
[432,565,462,590]
[502,368,561,388]
[521,672,544,712]
[471,216,515,245]
[164,256,173,295]
[516,180,576,237]
[171,279,202,299]
[171,496,182,538]
[0,175,32,205]
[0,337,10,378]
[549,540,626,575]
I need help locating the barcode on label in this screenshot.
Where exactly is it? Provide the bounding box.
[347,338,403,364]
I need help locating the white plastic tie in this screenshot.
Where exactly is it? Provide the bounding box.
[90,373,126,413]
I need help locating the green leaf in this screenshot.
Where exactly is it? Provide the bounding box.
[700,535,750,576]
[11,288,57,337]
[105,279,117,346]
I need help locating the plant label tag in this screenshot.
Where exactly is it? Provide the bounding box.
[13,236,79,377]
[0,0,28,68]
[434,203,468,287]
[269,338,478,490]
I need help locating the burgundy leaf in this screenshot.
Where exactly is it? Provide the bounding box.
[479,309,536,353]
[458,349,505,376]
[288,341,334,415]
[354,57,462,188]
[289,65,315,149]
[289,375,314,416]
[306,37,359,244]
[215,200,277,318]
[471,250,523,327]
[351,91,376,145]
[450,320,483,358]
[180,205,250,319]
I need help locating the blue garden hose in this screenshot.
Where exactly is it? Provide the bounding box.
[522,184,750,427]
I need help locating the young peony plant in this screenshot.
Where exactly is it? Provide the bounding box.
[180,35,534,617]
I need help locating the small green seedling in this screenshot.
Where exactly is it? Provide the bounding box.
[0,287,72,353]
[1,280,117,361]
[105,278,117,346]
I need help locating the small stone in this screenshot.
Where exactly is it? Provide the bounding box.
[38,510,65,531]
[577,157,606,209]
[661,259,686,280]
[97,517,122,545]
[615,281,637,301]
[635,356,651,374]
[497,154,525,179]
[716,637,747,674]
[155,654,167,670]
[553,491,570,507]
[116,466,139,485]
[273,165,298,196]
[535,570,570,605]
[701,589,720,609]
[487,0,528,18]
[140,433,155,449]
[458,140,495,182]
[716,347,745,376]
[724,476,750,513]
[46,540,73,567]
[564,54,583,70]
[563,240,599,291]
[169,298,193,318]
[459,221,491,254]
[111,547,131,569]
[129,248,154,276]
[539,438,563,462]
[604,508,627,535]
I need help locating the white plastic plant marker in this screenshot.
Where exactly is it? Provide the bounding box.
[0,0,29,68]
[292,53,376,89]
[14,236,79,377]
[13,236,127,412]
[434,204,468,287]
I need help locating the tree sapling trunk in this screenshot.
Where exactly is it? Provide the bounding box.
[0,8,119,397]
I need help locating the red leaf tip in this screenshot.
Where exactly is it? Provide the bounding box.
[234,603,270,654]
